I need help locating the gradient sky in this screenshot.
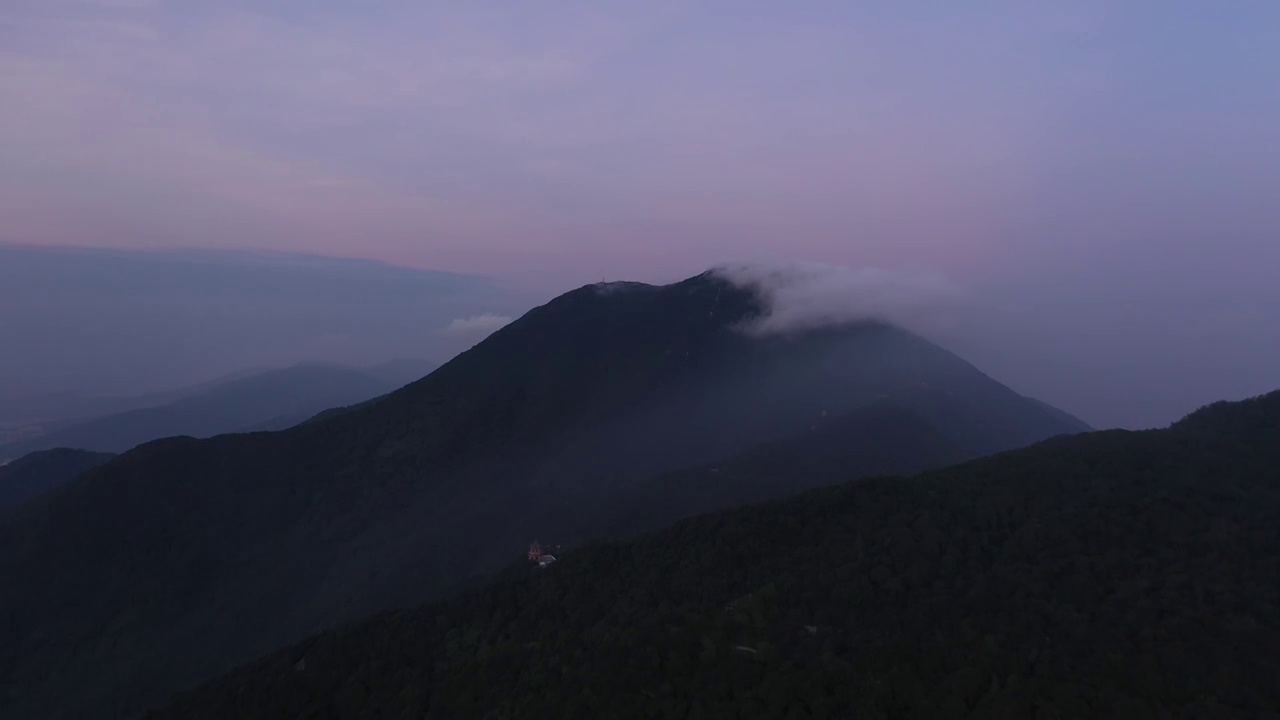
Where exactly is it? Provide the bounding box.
[2,0,1278,428]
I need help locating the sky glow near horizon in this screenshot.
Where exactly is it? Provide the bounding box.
[1,0,1278,427]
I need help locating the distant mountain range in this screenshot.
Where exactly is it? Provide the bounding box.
[151,390,1280,719]
[0,270,1088,719]
[0,359,438,461]
[0,366,270,434]
[0,244,508,419]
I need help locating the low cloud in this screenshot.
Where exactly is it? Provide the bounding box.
[712,262,962,336]
[443,313,513,336]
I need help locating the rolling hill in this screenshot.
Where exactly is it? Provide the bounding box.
[152,390,1280,719]
[0,270,1085,719]
[0,448,116,511]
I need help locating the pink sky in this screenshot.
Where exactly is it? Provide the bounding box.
[2,0,1278,426]
[10,1,1262,282]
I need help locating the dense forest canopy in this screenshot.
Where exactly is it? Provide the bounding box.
[0,448,115,511]
[153,391,1280,719]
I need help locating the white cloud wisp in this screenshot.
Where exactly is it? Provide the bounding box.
[713,262,963,337]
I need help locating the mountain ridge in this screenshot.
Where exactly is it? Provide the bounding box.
[0,270,1085,719]
[0,360,438,460]
[150,390,1280,719]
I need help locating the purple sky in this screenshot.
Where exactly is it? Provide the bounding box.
[2,0,1278,428]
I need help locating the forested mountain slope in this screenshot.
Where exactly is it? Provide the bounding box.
[154,391,1280,720]
[0,270,1084,719]
[556,402,968,542]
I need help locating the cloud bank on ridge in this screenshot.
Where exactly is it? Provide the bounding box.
[713,262,963,337]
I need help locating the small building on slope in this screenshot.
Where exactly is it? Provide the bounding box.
[527,542,558,568]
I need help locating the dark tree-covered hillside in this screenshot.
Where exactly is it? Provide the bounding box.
[0,448,115,511]
[153,391,1280,720]
[0,272,1086,719]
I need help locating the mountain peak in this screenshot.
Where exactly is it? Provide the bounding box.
[587,280,653,294]
[513,264,944,350]
[0,266,1083,720]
